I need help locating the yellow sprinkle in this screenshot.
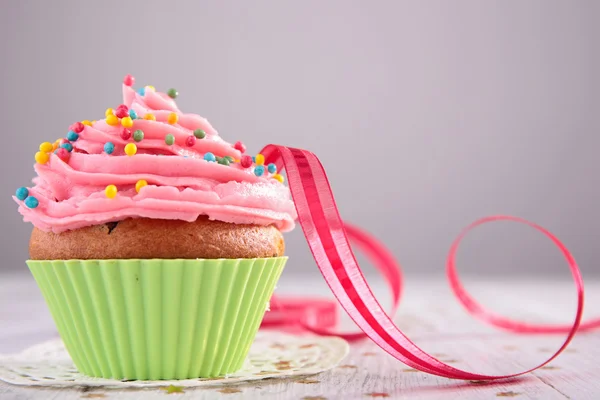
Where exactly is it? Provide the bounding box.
[52,142,58,151]
[105,185,118,199]
[135,179,148,193]
[106,114,119,126]
[144,113,156,121]
[255,154,265,166]
[81,120,92,126]
[167,112,178,125]
[146,85,155,91]
[39,142,53,153]
[124,143,137,156]
[273,173,284,183]
[35,151,50,164]
[105,108,114,117]
[121,116,133,128]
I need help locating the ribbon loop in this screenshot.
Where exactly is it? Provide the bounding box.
[261,143,592,380]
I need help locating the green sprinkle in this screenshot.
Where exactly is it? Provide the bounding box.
[167,88,178,99]
[165,134,175,145]
[224,155,234,162]
[193,129,206,139]
[133,129,144,142]
[218,157,230,166]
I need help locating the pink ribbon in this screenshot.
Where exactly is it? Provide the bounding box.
[259,144,599,380]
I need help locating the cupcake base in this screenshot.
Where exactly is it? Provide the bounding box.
[27,257,286,380]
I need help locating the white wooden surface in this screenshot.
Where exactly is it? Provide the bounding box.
[1,271,599,399]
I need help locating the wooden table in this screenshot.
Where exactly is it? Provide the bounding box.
[1,271,598,399]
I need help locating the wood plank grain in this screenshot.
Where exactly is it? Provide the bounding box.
[1,274,598,399]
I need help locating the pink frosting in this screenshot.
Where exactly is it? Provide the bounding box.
[15,81,297,233]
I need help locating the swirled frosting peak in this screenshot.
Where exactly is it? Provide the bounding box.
[14,75,297,233]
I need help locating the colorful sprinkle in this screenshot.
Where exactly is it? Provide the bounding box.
[273,173,284,183]
[105,108,114,117]
[218,157,230,166]
[137,87,146,96]
[115,105,129,118]
[35,151,49,164]
[167,112,178,125]
[120,128,132,140]
[254,165,265,176]
[52,142,58,151]
[135,179,148,193]
[24,196,39,208]
[15,187,29,201]
[234,141,246,153]
[224,155,234,163]
[267,163,277,174]
[105,185,118,199]
[193,129,205,139]
[146,85,155,91]
[133,129,144,142]
[106,114,119,126]
[39,142,53,153]
[123,74,135,86]
[104,142,115,154]
[167,88,178,99]
[66,131,79,141]
[165,134,175,145]
[185,135,196,147]
[255,154,265,166]
[241,155,253,168]
[81,120,92,126]
[129,109,138,120]
[55,148,70,161]
[204,152,216,162]
[121,116,133,128]
[60,143,73,152]
[124,143,137,156]
[70,122,85,133]
[144,113,156,121]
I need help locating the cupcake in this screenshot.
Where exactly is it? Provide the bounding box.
[13,75,297,380]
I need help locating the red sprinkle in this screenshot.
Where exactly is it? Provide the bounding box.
[123,74,135,86]
[55,148,70,161]
[120,128,132,140]
[241,155,253,168]
[185,135,196,147]
[70,122,84,133]
[234,141,246,153]
[115,105,129,118]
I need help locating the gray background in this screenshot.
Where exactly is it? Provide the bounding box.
[1,0,598,279]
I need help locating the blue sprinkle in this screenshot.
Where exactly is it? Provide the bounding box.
[24,196,39,209]
[66,130,79,141]
[137,87,146,96]
[204,152,216,162]
[15,187,29,201]
[60,143,73,152]
[252,156,256,163]
[104,142,115,155]
[129,109,138,120]
[254,165,265,177]
[267,163,277,174]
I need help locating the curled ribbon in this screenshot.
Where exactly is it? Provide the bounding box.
[260,144,600,380]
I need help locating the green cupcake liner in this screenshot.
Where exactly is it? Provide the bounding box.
[27,257,287,380]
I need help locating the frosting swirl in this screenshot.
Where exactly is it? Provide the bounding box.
[14,78,297,233]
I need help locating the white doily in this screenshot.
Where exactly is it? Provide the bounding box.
[0,331,348,388]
